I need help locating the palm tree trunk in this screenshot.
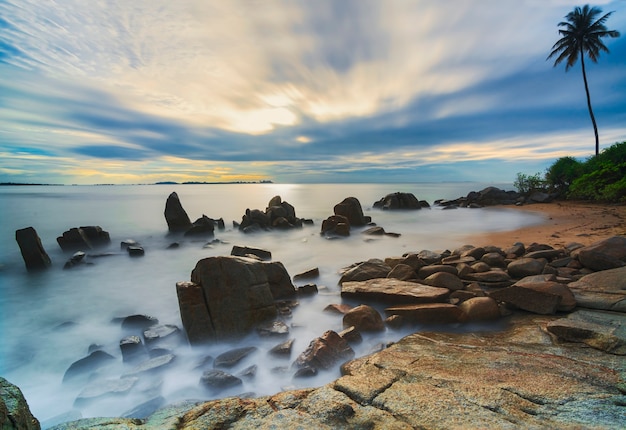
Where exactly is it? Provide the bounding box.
[580,48,600,156]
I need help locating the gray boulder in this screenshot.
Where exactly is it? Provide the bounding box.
[15,227,51,272]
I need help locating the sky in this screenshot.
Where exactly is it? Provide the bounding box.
[1,1,625,184]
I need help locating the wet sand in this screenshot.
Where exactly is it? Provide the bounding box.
[468,201,626,249]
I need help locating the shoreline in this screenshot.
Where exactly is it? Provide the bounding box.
[467,201,626,250]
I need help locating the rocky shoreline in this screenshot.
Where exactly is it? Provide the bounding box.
[3,189,626,429]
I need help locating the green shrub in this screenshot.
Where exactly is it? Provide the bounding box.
[568,161,626,202]
[514,172,545,195]
[545,156,583,194]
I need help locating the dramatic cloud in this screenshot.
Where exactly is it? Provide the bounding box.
[1,0,624,184]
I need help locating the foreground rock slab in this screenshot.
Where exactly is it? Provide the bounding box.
[341,278,449,303]
[49,314,626,429]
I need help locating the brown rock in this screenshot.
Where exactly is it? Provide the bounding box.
[417,264,457,278]
[323,304,353,315]
[386,264,415,281]
[466,270,512,283]
[341,279,450,304]
[470,262,491,273]
[294,330,355,370]
[515,282,576,312]
[333,197,371,227]
[481,252,506,267]
[575,236,626,271]
[342,305,385,332]
[423,272,464,291]
[385,303,464,324]
[488,285,561,314]
[458,297,501,322]
[339,259,391,284]
[567,266,626,312]
[546,309,626,354]
[507,258,546,279]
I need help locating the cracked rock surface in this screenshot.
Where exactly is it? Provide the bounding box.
[50,313,626,429]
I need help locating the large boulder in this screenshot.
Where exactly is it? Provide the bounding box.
[373,192,424,210]
[56,226,110,252]
[488,285,561,315]
[0,377,40,430]
[342,305,385,332]
[567,266,626,312]
[15,227,51,272]
[333,197,371,227]
[177,256,293,344]
[164,192,192,233]
[574,236,626,271]
[339,259,391,284]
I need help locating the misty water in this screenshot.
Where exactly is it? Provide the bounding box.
[0,183,545,426]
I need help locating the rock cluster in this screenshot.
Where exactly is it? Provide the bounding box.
[337,236,626,335]
[164,191,224,237]
[236,195,312,233]
[321,197,372,237]
[435,186,539,208]
[373,192,429,210]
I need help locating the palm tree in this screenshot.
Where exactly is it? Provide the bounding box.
[547,5,620,156]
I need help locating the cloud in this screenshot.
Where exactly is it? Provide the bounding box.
[0,0,625,184]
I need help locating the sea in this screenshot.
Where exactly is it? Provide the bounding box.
[0,183,545,427]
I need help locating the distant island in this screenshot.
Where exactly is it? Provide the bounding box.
[1,180,273,186]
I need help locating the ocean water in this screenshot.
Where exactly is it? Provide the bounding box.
[0,183,544,426]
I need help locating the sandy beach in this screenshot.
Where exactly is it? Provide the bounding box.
[469,201,626,250]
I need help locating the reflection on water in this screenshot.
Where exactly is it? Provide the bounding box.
[0,184,544,425]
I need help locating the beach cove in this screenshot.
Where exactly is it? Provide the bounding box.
[1,184,625,429]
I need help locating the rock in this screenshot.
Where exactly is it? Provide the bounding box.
[74,377,138,407]
[507,258,547,279]
[528,191,552,203]
[524,249,564,260]
[164,192,192,233]
[0,377,41,430]
[513,282,576,312]
[320,215,351,237]
[338,326,363,345]
[416,250,442,265]
[269,339,295,357]
[15,227,51,272]
[297,284,318,296]
[184,215,216,237]
[143,324,183,347]
[423,272,464,291]
[214,347,258,369]
[373,192,422,210]
[384,303,464,324]
[199,370,242,394]
[385,255,426,270]
[575,236,626,271]
[333,197,371,227]
[417,264,457,278]
[546,309,626,354]
[293,267,320,281]
[56,226,110,252]
[488,285,561,314]
[324,304,353,315]
[62,350,116,383]
[257,321,289,337]
[127,246,145,257]
[342,279,450,304]
[123,354,176,377]
[123,396,167,419]
[481,252,506,267]
[466,270,512,284]
[386,263,416,281]
[339,259,391,284]
[342,305,385,332]
[121,239,139,250]
[63,251,86,269]
[505,242,526,257]
[231,245,272,261]
[177,256,281,343]
[294,330,355,371]
[567,266,626,312]
[120,336,147,364]
[120,314,159,331]
[263,261,298,299]
[458,297,501,322]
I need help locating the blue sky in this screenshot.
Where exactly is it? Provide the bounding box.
[1,1,625,184]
